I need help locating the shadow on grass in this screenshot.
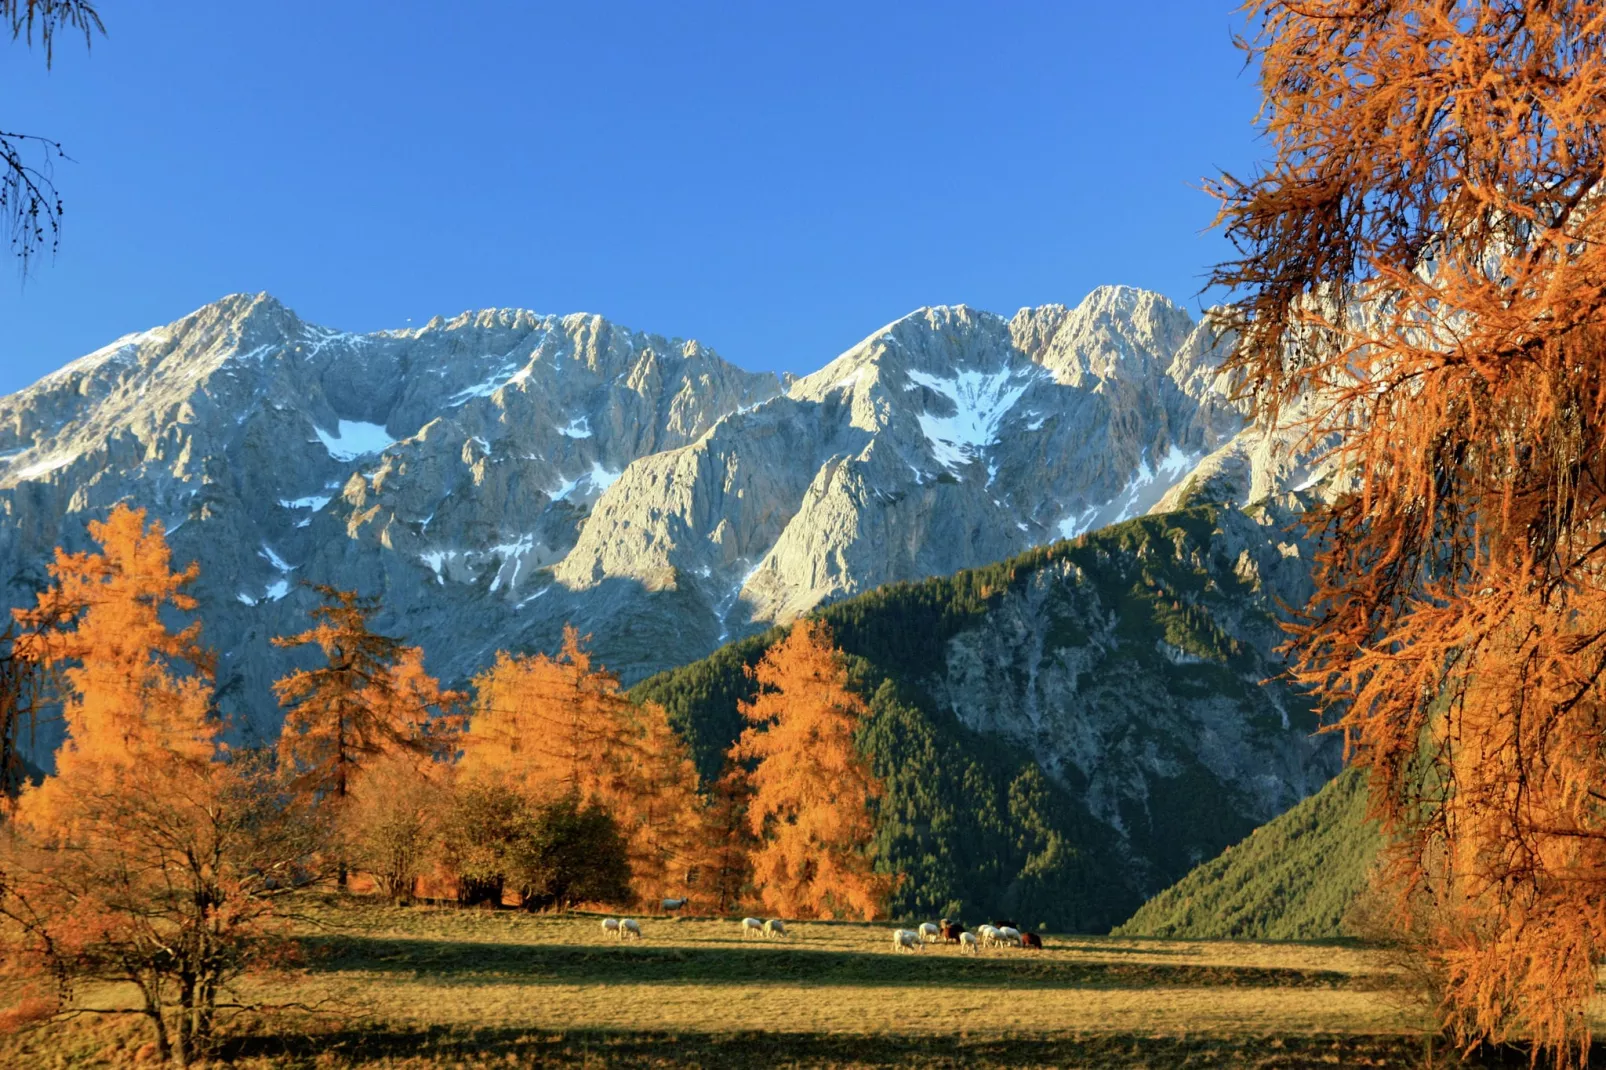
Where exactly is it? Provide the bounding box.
[218,1025,1584,1069]
[298,935,1375,991]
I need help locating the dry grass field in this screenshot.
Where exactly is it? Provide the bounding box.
[7,896,1601,1068]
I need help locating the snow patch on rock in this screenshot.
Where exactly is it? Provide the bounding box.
[315,420,394,461]
[906,367,1040,473]
[557,416,592,439]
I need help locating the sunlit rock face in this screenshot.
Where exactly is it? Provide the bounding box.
[0,286,1320,741]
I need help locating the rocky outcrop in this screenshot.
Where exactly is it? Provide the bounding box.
[560,288,1250,637]
[925,505,1329,875]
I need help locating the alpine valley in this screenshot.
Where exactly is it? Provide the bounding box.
[0,286,1345,923]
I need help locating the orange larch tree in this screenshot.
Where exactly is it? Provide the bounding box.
[272,585,462,803]
[12,505,217,829]
[616,698,704,904]
[463,625,633,804]
[1215,2,1606,1059]
[466,626,706,904]
[691,761,756,915]
[0,507,330,1066]
[731,620,891,920]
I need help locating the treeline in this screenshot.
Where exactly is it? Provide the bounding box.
[0,507,893,1065]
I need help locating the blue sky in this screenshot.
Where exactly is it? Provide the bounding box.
[0,2,1263,394]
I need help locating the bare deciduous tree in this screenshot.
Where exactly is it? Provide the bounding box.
[1,0,104,273]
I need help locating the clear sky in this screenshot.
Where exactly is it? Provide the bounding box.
[0,1,1264,395]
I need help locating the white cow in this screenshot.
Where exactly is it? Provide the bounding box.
[959,931,980,954]
[977,924,1001,948]
[763,918,788,939]
[892,929,921,952]
[601,918,622,939]
[917,922,940,944]
[997,926,1022,947]
[741,916,766,938]
[620,918,643,940]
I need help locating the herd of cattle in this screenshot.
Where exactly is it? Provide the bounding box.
[596,912,1044,953]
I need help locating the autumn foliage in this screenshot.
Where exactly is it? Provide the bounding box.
[0,506,328,1066]
[463,625,635,801]
[732,620,892,920]
[465,626,707,906]
[12,505,217,830]
[1217,2,1606,1058]
[0,505,901,1060]
[274,585,463,802]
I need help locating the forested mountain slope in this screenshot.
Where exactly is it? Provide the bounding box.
[1114,766,1381,940]
[633,504,1341,931]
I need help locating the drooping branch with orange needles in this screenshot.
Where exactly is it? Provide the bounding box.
[1217,2,1606,1059]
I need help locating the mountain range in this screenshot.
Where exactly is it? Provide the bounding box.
[0,287,1332,762]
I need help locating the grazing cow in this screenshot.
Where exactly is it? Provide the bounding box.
[892,929,921,952]
[1021,931,1043,950]
[620,918,643,940]
[660,897,688,912]
[741,917,765,938]
[941,922,965,944]
[997,926,1022,946]
[764,918,788,939]
[601,918,622,939]
[917,922,940,944]
[977,924,1002,948]
[958,931,980,954]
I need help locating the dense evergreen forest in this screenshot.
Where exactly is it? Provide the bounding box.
[1114,767,1379,940]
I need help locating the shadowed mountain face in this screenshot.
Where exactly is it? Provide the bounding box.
[0,286,1314,745]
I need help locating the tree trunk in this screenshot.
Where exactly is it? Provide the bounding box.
[136,974,171,1066]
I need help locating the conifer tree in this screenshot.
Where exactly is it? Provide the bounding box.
[13,505,216,829]
[693,762,756,915]
[272,586,461,804]
[463,625,633,803]
[1216,2,1606,1057]
[616,699,704,902]
[732,620,891,919]
[0,509,331,1066]
[467,627,709,903]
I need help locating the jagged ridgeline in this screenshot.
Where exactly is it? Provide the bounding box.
[632,504,1340,932]
[1115,766,1381,940]
[2,286,1342,746]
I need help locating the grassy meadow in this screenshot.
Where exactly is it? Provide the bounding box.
[10,896,1602,1068]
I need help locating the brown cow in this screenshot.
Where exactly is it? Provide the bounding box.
[1021,931,1043,950]
[941,922,965,944]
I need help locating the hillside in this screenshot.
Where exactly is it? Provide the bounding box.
[633,504,1340,932]
[1113,766,1381,941]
